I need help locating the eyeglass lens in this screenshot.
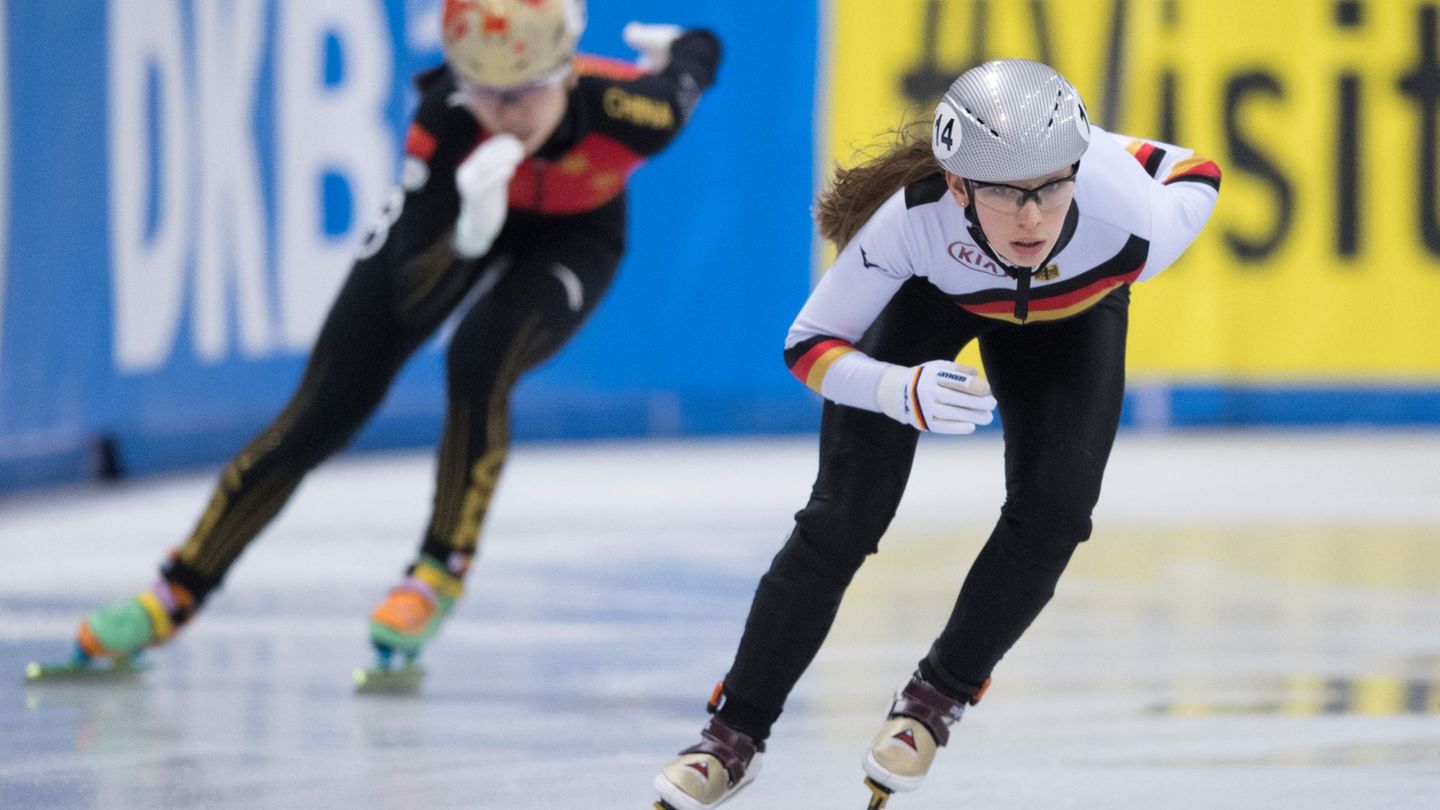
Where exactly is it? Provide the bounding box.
[974,176,1076,211]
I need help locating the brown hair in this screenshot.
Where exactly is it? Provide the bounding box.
[814,119,943,250]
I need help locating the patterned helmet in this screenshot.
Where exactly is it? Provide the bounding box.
[931,59,1092,183]
[442,0,587,89]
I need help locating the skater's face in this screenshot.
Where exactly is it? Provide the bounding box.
[459,64,572,155]
[946,168,1076,268]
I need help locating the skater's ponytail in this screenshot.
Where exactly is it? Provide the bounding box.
[815,118,939,251]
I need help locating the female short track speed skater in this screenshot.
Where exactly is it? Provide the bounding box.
[653,59,1220,809]
[40,0,721,688]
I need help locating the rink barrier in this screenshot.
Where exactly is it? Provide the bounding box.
[5,385,1437,496]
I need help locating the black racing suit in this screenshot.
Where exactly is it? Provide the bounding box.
[160,32,722,603]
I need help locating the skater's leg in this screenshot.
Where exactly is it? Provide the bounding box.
[80,240,481,661]
[716,401,919,736]
[860,289,1129,800]
[370,210,623,655]
[920,286,1129,696]
[715,279,985,741]
[424,251,618,561]
[73,120,487,666]
[656,279,985,808]
[171,254,478,589]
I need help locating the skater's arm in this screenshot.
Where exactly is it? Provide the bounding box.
[578,27,722,157]
[785,190,997,434]
[1106,132,1221,281]
[352,71,490,322]
[784,192,914,410]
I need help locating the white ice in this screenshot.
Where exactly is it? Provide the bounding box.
[2,431,1438,809]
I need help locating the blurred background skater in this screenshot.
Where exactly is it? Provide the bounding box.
[39,0,721,690]
[654,59,1220,809]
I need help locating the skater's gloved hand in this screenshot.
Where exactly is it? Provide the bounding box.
[876,361,996,434]
[622,22,684,72]
[453,134,525,258]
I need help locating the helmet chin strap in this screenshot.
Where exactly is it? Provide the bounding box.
[960,187,1030,275]
[961,179,1036,321]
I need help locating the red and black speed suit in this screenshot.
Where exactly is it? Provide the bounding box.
[159,31,722,602]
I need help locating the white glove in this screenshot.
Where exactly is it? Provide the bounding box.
[876,361,997,434]
[453,134,525,258]
[622,22,683,72]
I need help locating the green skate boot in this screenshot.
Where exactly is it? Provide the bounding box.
[355,555,464,693]
[26,578,196,682]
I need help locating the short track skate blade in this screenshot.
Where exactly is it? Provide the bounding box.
[654,802,678,810]
[353,664,426,694]
[25,657,149,683]
[864,777,894,809]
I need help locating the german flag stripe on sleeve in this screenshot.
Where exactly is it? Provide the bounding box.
[1163,156,1222,189]
[1125,140,1167,177]
[785,336,857,393]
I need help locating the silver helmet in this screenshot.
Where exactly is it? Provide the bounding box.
[931,59,1091,182]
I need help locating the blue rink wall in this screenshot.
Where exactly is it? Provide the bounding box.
[0,1,1437,496]
[0,0,822,494]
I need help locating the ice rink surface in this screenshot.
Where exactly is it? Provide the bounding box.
[2,431,1438,809]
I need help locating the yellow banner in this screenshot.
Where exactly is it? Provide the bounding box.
[824,0,1440,381]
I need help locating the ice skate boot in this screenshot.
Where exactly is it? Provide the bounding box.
[355,555,464,693]
[27,578,196,682]
[654,717,764,810]
[861,675,983,808]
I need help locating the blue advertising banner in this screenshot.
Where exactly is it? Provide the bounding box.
[5,1,1432,496]
[0,0,822,492]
